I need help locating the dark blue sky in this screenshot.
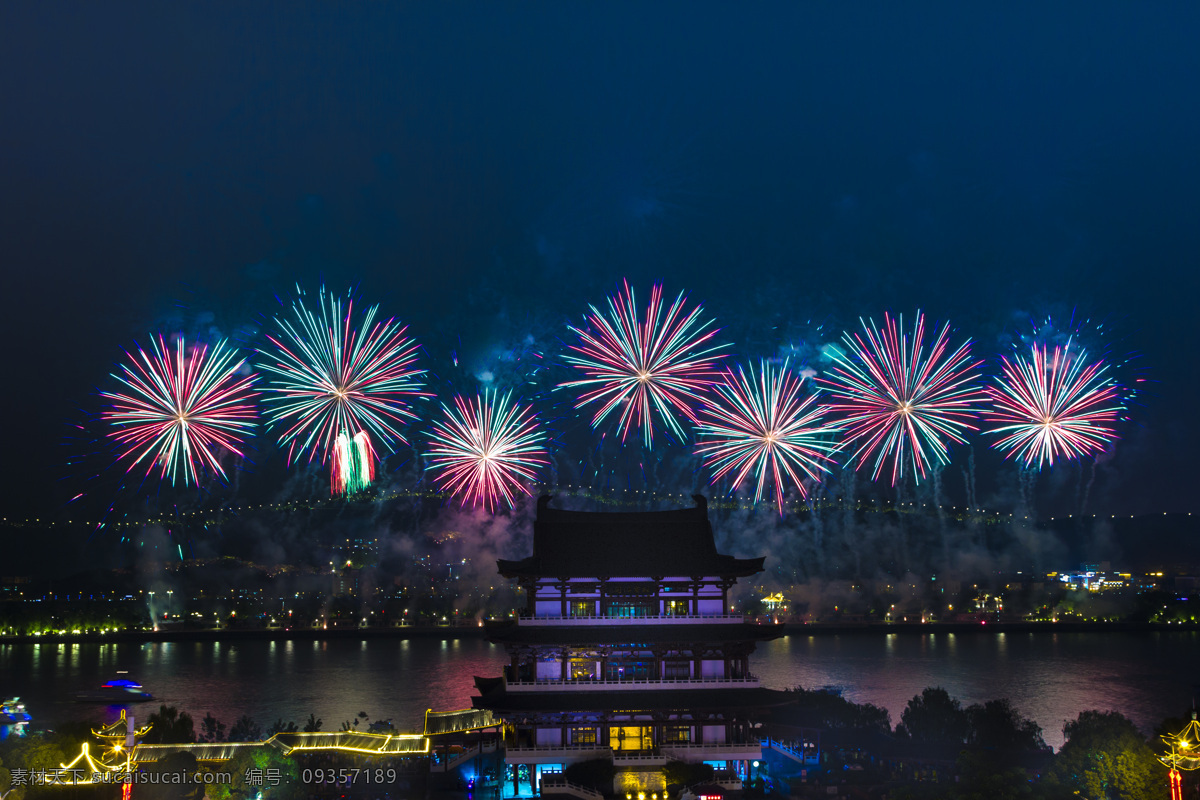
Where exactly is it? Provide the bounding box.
[2,2,1198,524]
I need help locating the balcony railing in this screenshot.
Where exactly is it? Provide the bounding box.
[518,613,746,626]
[503,742,760,766]
[505,675,759,692]
[611,751,668,766]
[660,742,763,758]
[539,775,605,800]
[503,744,611,763]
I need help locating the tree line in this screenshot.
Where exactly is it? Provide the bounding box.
[772,685,1186,800]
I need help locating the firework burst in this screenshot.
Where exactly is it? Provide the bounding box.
[820,311,985,484]
[426,390,548,512]
[332,430,375,495]
[560,281,727,447]
[102,334,258,486]
[696,360,840,512]
[984,341,1122,467]
[259,287,427,493]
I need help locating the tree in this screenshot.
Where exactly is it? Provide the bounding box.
[8,736,66,772]
[266,718,298,735]
[263,747,306,800]
[228,714,264,743]
[966,698,1049,757]
[564,758,616,792]
[664,760,714,790]
[144,705,196,744]
[199,712,227,743]
[0,755,18,800]
[212,746,303,800]
[1155,708,1198,741]
[897,687,971,757]
[138,751,205,800]
[779,686,891,734]
[1050,710,1160,800]
[367,718,397,734]
[303,713,322,732]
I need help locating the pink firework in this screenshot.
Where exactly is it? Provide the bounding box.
[102,334,258,486]
[984,341,1123,467]
[560,281,727,447]
[696,360,841,513]
[820,311,985,484]
[426,390,549,512]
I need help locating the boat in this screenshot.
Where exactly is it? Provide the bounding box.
[72,676,153,703]
[0,698,31,738]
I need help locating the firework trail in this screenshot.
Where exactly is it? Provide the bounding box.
[560,281,727,447]
[332,430,375,495]
[426,390,549,512]
[259,287,427,493]
[984,341,1123,468]
[102,334,258,486]
[696,360,840,514]
[820,311,985,485]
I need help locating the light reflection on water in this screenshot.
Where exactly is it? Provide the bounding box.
[755,631,1199,748]
[0,637,510,735]
[0,631,1195,749]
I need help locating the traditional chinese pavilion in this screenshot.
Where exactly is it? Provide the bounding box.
[473,495,790,797]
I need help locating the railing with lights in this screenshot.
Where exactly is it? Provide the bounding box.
[539,774,604,800]
[505,676,759,691]
[502,744,612,762]
[518,613,747,626]
[659,741,762,760]
[610,750,667,766]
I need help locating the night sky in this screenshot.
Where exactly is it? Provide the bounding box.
[2,3,1199,559]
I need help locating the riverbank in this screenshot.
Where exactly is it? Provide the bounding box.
[1,619,1196,645]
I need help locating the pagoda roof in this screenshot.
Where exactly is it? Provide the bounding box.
[497,495,765,579]
[472,685,794,714]
[93,709,152,741]
[484,621,784,646]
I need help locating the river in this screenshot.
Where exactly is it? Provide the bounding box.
[3,630,1195,749]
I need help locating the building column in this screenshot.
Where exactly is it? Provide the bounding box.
[561,648,569,681]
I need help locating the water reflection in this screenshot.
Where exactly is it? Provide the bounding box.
[2,632,1195,751]
[756,631,1198,748]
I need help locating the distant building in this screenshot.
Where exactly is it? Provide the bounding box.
[473,495,790,798]
[333,566,362,597]
[1,576,30,594]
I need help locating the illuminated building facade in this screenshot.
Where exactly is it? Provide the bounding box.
[473,495,788,797]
